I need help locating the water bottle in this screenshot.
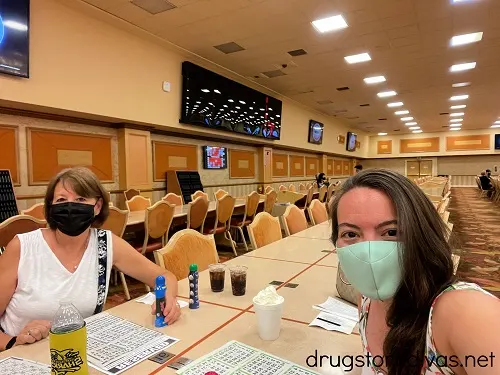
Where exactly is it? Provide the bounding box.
[189,264,199,309]
[49,301,89,375]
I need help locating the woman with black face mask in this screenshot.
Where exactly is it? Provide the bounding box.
[0,167,181,351]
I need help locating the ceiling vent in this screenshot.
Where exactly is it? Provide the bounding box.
[131,0,177,14]
[379,118,387,121]
[333,109,348,114]
[394,129,401,131]
[336,87,350,91]
[261,70,287,78]
[347,116,360,120]
[439,112,450,115]
[214,42,245,54]
[317,100,333,105]
[359,103,370,107]
[288,49,308,57]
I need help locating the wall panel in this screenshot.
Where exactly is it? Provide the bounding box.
[0,126,19,184]
[153,142,197,181]
[400,137,440,153]
[272,153,289,177]
[377,140,392,154]
[290,156,305,177]
[305,156,319,176]
[446,135,490,151]
[229,149,255,179]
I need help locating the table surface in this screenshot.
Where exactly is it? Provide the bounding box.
[1,220,363,375]
[419,180,447,198]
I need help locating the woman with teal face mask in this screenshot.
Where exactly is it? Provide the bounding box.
[330,169,499,375]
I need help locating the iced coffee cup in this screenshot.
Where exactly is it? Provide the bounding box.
[209,264,226,292]
[229,265,247,296]
[252,286,285,341]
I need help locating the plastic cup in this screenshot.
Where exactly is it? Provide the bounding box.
[209,264,226,292]
[229,265,247,296]
[252,297,284,341]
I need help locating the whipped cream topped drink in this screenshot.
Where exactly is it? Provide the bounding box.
[253,286,285,340]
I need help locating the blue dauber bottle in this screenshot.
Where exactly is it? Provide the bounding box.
[154,275,168,327]
[188,264,199,309]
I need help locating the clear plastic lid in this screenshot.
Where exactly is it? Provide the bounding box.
[51,301,85,334]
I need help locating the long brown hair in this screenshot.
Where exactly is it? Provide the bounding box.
[329,169,455,375]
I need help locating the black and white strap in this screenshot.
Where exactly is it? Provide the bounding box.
[93,229,108,315]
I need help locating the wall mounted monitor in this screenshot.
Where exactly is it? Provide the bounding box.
[308,120,324,145]
[346,132,357,152]
[0,0,30,78]
[495,134,500,150]
[202,146,227,169]
[181,61,282,140]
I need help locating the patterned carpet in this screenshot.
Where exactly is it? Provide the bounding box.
[448,188,500,297]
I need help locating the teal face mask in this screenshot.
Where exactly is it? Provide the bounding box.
[336,241,403,301]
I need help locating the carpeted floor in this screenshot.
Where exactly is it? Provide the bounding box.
[448,187,500,297]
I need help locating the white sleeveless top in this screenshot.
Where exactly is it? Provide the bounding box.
[0,228,113,336]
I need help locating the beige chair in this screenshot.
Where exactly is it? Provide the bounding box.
[154,230,218,280]
[279,185,287,192]
[283,204,308,236]
[264,189,277,214]
[445,222,454,242]
[191,190,209,202]
[288,184,296,192]
[265,186,273,194]
[124,188,140,201]
[248,212,282,249]
[134,201,175,255]
[441,210,450,224]
[203,194,237,256]
[21,203,45,220]
[214,189,228,200]
[308,199,328,225]
[305,182,312,190]
[99,207,130,300]
[187,196,209,233]
[0,215,47,249]
[162,193,183,206]
[318,186,328,203]
[298,183,306,192]
[126,195,151,212]
[326,183,336,202]
[230,191,260,252]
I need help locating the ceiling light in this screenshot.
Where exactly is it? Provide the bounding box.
[364,76,386,84]
[450,62,476,72]
[412,130,423,133]
[450,112,465,117]
[344,53,371,64]
[452,82,471,88]
[450,119,463,123]
[409,127,421,130]
[312,15,348,33]
[495,120,500,124]
[450,124,462,127]
[377,91,397,98]
[378,132,388,136]
[450,105,466,109]
[451,32,483,46]
[214,89,221,94]
[491,125,500,128]
[401,117,414,121]
[450,127,461,131]
[405,122,418,126]
[395,110,409,115]
[450,94,469,101]
[388,102,403,107]
[3,20,28,31]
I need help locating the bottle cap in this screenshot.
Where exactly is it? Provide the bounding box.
[189,264,198,272]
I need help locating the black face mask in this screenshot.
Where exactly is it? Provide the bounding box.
[49,202,96,237]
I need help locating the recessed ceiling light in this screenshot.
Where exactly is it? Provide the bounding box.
[344,53,371,64]
[450,124,462,127]
[409,127,420,130]
[451,32,483,46]
[450,112,465,117]
[450,127,461,131]
[452,82,471,88]
[450,94,469,101]
[377,91,397,98]
[387,102,403,107]
[450,105,466,109]
[491,125,500,128]
[395,110,409,115]
[450,62,476,72]
[364,76,386,84]
[405,122,418,126]
[401,117,414,121]
[450,118,463,123]
[412,130,423,133]
[495,120,500,124]
[312,15,348,33]
[378,132,388,136]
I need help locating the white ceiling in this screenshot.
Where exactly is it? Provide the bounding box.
[80,0,500,135]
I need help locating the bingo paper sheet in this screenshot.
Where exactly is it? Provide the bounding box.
[85,312,179,375]
[177,341,319,375]
[0,357,50,375]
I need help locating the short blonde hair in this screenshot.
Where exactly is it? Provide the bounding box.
[44,167,109,228]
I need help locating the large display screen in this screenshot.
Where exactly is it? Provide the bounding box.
[346,132,357,152]
[181,61,282,140]
[308,120,324,145]
[0,0,30,78]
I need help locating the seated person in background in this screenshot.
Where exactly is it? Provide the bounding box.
[0,167,181,351]
[486,169,492,178]
[315,172,328,188]
[354,164,363,174]
[479,170,494,197]
[330,168,499,374]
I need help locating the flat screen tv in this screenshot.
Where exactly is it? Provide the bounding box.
[495,134,500,150]
[0,0,30,78]
[203,146,227,169]
[346,132,357,152]
[308,120,324,145]
[181,61,282,140]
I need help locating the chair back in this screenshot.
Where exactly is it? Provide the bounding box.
[0,215,47,248]
[327,183,335,202]
[124,188,140,201]
[305,182,312,190]
[248,212,282,249]
[283,204,308,236]
[126,195,151,212]
[187,196,209,232]
[279,185,287,192]
[288,184,296,192]
[162,193,183,206]
[214,189,228,200]
[244,191,260,222]
[441,210,450,224]
[21,203,45,220]
[294,194,308,210]
[298,183,306,192]
[100,206,129,237]
[141,201,175,253]
[265,186,273,194]
[306,186,314,207]
[318,186,328,203]
[214,194,235,230]
[191,190,208,202]
[264,190,277,214]
[154,230,218,280]
[308,199,328,225]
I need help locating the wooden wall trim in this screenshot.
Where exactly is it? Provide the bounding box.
[400,137,440,153]
[446,134,490,151]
